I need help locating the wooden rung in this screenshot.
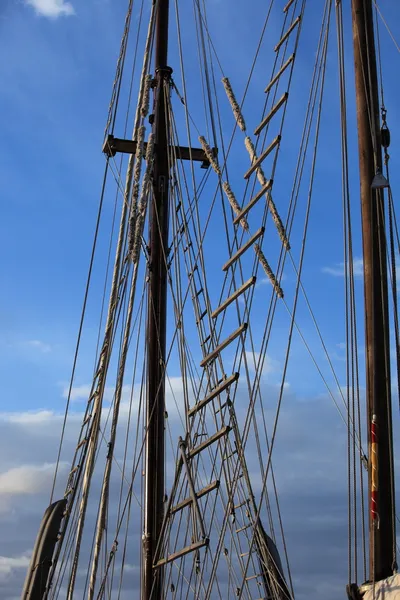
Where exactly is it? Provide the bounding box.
[68,465,79,477]
[154,539,209,568]
[283,0,295,12]
[212,278,256,318]
[254,93,288,136]
[244,137,281,180]
[200,323,248,367]
[88,390,97,403]
[264,54,295,93]
[222,229,264,272]
[76,438,87,450]
[196,309,207,324]
[83,414,91,426]
[188,373,239,417]
[246,574,261,581]
[233,182,273,225]
[274,16,301,52]
[201,335,211,346]
[234,499,249,509]
[187,426,231,459]
[236,523,252,534]
[223,449,238,461]
[170,480,220,514]
[64,487,74,497]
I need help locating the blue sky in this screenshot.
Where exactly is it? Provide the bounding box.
[1,1,400,599]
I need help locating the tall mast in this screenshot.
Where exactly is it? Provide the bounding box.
[351,0,395,582]
[142,1,171,599]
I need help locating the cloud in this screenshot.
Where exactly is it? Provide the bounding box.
[25,0,75,18]
[245,349,280,376]
[322,257,364,278]
[0,463,59,496]
[62,383,92,402]
[25,339,52,353]
[0,553,31,583]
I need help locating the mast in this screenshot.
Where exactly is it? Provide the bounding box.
[143,0,171,599]
[351,0,395,582]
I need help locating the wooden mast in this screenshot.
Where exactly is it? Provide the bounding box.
[142,0,171,598]
[351,0,395,582]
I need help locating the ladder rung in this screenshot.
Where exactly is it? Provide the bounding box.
[76,438,87,450]
[234,499,249,509]
[283,0,295,12]
[223,449,237,461]
[196,309,207,324]
[188,373,239,417]
[200,323,248,367]
[233,183,272,225]
[274,16,301,52]
[264,54,295,93]
[83,414,91,426]
[170,480,220,514]
[68,465,79,477]
[244,137,281,180]
[236,523,252,534]
[222,229,264,272]
[88,390,98,403]
[246,573,261,581]
[154,539,209,568]
[201,335,211,346]
[64,487,74,497]
[254,93,288,136]
[188,426,231,459]
[212,278,256,318]
[195,287,204,297]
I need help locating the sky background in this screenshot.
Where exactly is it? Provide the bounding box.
[1,1,400,599]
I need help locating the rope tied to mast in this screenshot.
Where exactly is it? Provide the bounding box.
[128,125,146,258]
[141,74,153,118]
[131,133,155,264]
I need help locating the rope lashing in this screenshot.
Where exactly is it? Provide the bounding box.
[254,244,283,298]
[128,125,146,258]
[131,133,155,264]
[141,74,153,118]
[199,135,221,176]
[244,137,290,250]
[222,77,246,132]
[222,181,249,230]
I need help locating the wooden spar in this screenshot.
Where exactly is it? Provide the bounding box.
[351,0,395,582]
[143,0,171,598]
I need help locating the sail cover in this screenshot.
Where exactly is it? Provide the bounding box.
[362,574,400,600]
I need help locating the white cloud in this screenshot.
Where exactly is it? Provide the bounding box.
[0,463,59,496]
[62,383,92,402]
[25,0,75,18]
[245,350,280,376]
[0,553,31,582]
[322,257,364,278]
[25,339,52,353]
[1,410,56,425]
